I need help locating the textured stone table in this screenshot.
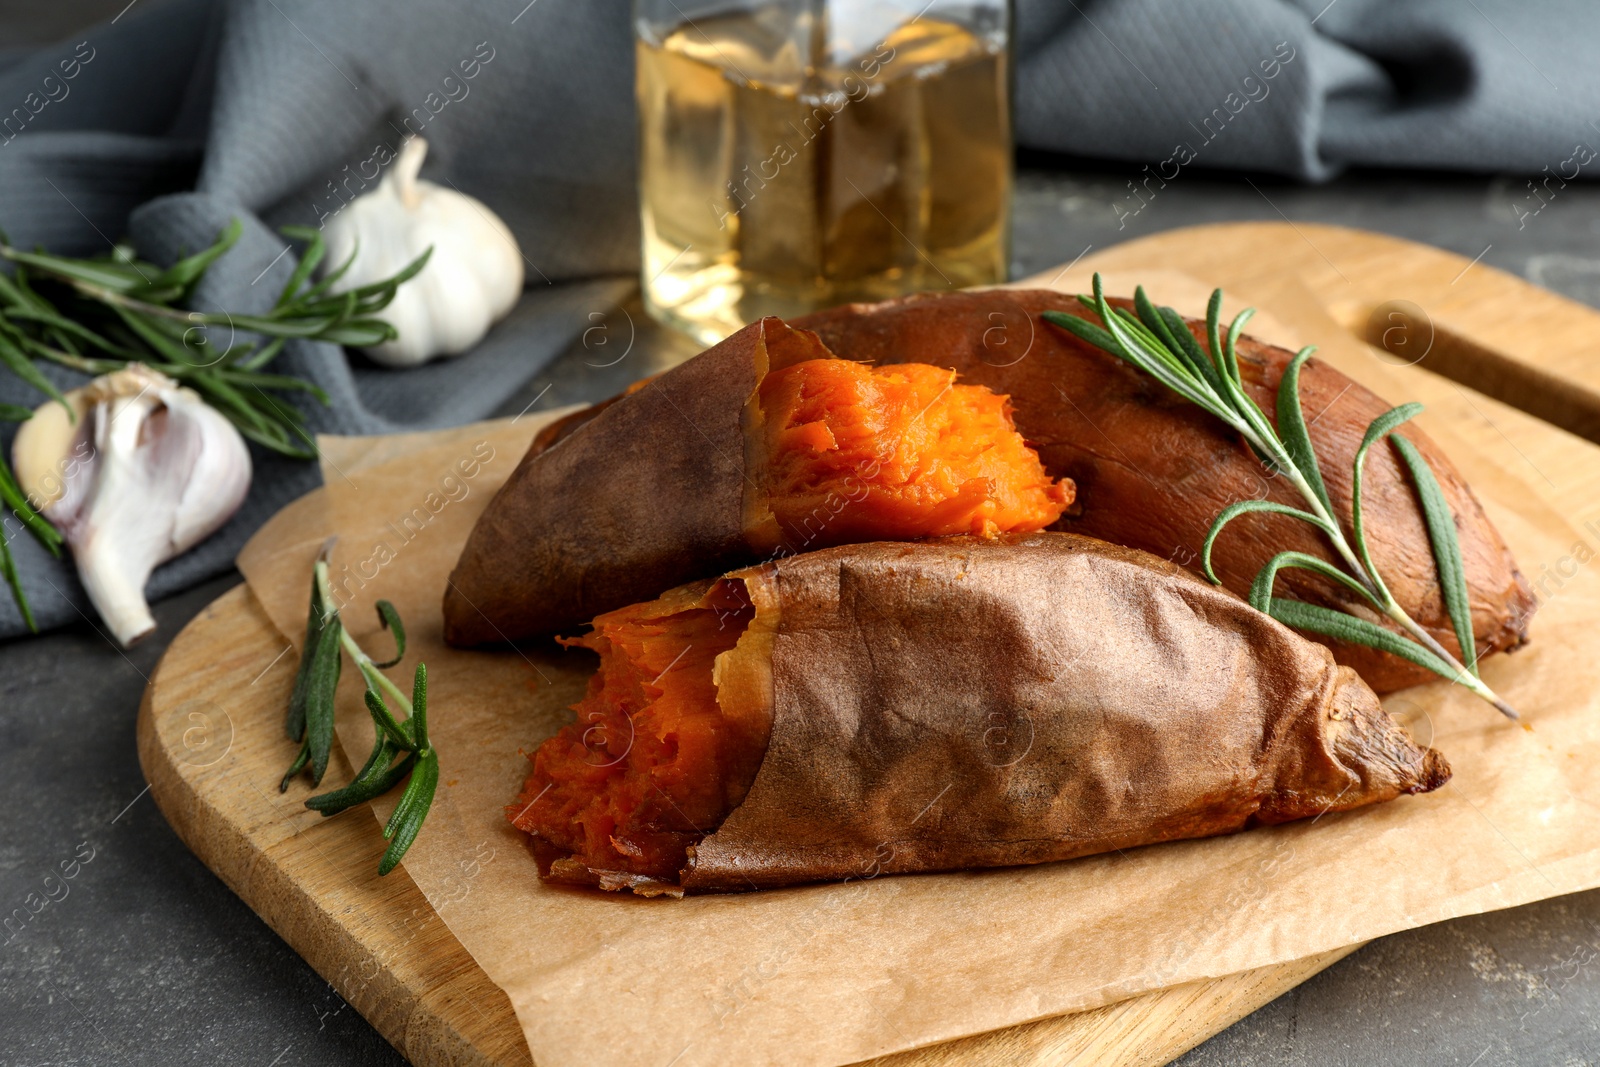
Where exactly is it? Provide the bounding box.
[5,146,1600,1067]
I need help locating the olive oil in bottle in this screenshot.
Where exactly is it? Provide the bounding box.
[636,4,1012,343]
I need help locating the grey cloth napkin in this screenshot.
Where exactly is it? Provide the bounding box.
[0,0,1595,638]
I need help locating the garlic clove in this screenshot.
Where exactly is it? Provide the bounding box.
[12,389,91,510]
[12,365,252,646]
[320,136,525,368]
[167,396,253,553]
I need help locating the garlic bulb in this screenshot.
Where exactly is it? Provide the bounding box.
[322,136,524,367]
[11,366,252,647]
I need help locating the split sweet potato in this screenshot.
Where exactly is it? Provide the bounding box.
[510,534,1449,895]
[444,318,1070,645]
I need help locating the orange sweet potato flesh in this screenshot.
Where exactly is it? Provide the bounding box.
[510,582,762,889]
[756,359,1071,545]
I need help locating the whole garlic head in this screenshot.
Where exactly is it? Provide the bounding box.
[322,136,524,367]
[11,366,252,647]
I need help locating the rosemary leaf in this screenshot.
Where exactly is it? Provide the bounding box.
[1201,499,1337,584]
[1210,310,1282,463]
[219,312,358,338]
[409,664,429,752]
[1249,550,1383,614]
[108,303,196,364]
[1045,307,1118,353]
[145,218,241,300]
[4,307,130,356]
[234,335,287,371]
[0,329,69,412]
[3,248,147,292]
[305,743,416,815]
[235,386,317,458]
[300,238,360,304]
[1392,434,1479,677]
[1204,289,1228,383]
[1225,308,1256,377]
[215,369,330,401]
[1275,347,1335,515]
[316,321,399,348]
[364,688,415,752]
[1350,403,1423,611]
[285,570,333,742]
[379,751,438,876]
[0,269,44,313]
[371,599,406,668]
[1266,598,1459,680]
[0,459,64,553]
[1155,302,1226,395]
[186,375,275,440]
[338,247,431,304]
[0,524,35,631]
[278,743,310,792]
[303,619,345,786]
[274,226,325,307]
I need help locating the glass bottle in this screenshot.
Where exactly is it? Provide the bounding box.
[635,0,1013,344]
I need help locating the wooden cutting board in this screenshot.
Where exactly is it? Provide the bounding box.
[136,223,1600,1067]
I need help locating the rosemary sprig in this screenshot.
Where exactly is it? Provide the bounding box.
[0,220,429,460]
[1043,274,1517,721]
[0,219,430,630]
[280,545,440,875]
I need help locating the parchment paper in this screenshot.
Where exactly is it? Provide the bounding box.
[235,280,1600,1067]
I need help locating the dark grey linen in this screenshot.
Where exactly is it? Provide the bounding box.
[1015,0,1600,180]
[0,0,1594,638]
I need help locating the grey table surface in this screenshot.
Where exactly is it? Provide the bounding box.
[7,59,1600,1067]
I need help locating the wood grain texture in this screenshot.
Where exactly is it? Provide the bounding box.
[138,223,1600,1066]
[138,585,533,1067]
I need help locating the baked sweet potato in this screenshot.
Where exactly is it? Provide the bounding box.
[792,289,1533,692]
[510,533,1449,895]
[444,318,1070,644]
[448,291,1531,693]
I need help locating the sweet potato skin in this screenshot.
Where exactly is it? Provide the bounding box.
[443,317,830,645]
[793,290,1534,692]
[530,534,1447,894]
